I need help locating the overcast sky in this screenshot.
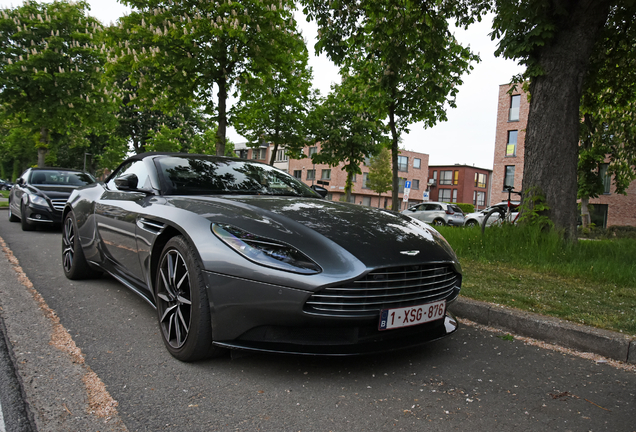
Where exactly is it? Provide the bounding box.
[1,0,524,169]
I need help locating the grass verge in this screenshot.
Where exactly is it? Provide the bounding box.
[437,225,636,336]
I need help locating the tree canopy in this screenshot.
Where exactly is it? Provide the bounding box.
[302,0,479,210]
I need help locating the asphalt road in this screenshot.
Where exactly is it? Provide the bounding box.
[0,216,634,431]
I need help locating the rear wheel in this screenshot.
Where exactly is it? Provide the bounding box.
[481,207,506,234]
[8,200,18,222]
[20,204,35,231]
[432,218,446,226]
[155,236,225,362]
[62,212,101,279]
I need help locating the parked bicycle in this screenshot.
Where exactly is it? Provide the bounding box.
[481,185,522,233]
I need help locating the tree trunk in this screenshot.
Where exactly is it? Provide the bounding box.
[37,126,49,168]
[522,0,610,241]
[216,76,227,156]
[388,108,399,211]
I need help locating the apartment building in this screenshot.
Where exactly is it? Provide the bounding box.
[492,84,636,227]
[427,164,492,210]
[235,142,430,210]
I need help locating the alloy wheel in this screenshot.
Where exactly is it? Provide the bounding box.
[62,216,75,273]
[157,249,192,349]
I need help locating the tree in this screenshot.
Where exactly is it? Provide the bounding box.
[232,28,316,166]
[0,0,113,167]
[111,0,303,156]
[309,81,387,202]
[577,8,636,227]
[491,1,636,239]
[189,127,236,157]
[302,0,479,211]
[366,146,393,208]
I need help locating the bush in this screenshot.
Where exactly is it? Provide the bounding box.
[455,203,474,214]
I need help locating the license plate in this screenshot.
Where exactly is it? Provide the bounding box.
[378,300,446,331]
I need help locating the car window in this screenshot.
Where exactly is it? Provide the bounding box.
[155,156,320,197]
[107,160,152,190]
[29,170,94,186]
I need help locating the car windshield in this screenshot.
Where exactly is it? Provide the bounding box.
[155,156,321,198]
[29,170,95,186]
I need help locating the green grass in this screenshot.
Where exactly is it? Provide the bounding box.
[437,225,636,336]
[0,190,8,207]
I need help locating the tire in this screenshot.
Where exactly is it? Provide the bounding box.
[465,220,478,228]
[481,207,506,234]
[62,212,102,280]
[20,204,35,231]
[8,200,18,222]
[432,218,446,226]
[155,236,225,362]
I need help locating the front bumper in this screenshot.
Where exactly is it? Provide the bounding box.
[204,271,460,356]
[24,203,63,225]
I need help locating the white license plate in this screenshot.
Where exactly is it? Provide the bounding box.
[379,300,446,331]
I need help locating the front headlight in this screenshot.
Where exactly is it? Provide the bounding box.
[212,223,321,275]
[28,194,50,209]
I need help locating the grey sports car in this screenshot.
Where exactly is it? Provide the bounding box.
[62,153,462,361]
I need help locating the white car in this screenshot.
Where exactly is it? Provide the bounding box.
[464,202,519,227]
[402,202,465,226]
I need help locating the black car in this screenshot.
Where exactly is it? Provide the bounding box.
[62,153,462,361]
[9,168,96,231]
[0,178,13,190]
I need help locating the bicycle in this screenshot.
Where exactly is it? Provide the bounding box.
[481,185,522,233]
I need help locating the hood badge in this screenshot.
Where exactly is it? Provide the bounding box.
[400,250,420,256]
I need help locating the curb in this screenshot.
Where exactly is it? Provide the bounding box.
[449,296,635,364]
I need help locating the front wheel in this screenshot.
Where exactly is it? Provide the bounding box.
[481,207,506,234]
[20,204,35,231]
[432,218,446,226]
[8,200,18,222]
[155,236,226,362]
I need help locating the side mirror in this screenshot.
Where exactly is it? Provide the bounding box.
[17,178,24,186]
[310,184,328,198]
[114,173,139,191]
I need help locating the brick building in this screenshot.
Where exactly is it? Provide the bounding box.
[235,142,430,210]
[492,84,636,227]
[427,165,492,210]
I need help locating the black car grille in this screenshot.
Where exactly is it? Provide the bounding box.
[50,198,67,212]
[304,264,460,317]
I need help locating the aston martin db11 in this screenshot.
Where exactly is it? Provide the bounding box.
[62,153,462,361]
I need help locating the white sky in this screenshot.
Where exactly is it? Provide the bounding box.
[1,0,524,169]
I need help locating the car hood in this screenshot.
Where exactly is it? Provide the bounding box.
[164,195,460,269]
[26,184,76,199]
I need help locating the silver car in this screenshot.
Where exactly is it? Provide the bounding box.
[402,202,465,226]
[464,202,520,227]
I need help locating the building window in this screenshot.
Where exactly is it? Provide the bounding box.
[362,172,369,189]
[237,149,248,159]
[506,130,518,157]
[307,169,315,180]
[474,172,487,188]
[276,149,288,162]
[252,148,266,160]
[600,164,611,194]
[414,158,421,169]
[509,95,520,121]
[398,155,409,172]
[439,170,453,185]
[453,170,459,185]
[363,155,371,166]
[412,179,420,190]
[293,170,302,179]
[362,196,371,206]
[439,188,451,202]
[473,191,485,206]
[351,174,357,183]
[452,189,458,202]
[308,146,318,156]
[398,177,406,193]
[504,165,515,189]
[321,169,331,180]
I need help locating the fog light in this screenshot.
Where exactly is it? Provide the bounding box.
[34,214,42,220]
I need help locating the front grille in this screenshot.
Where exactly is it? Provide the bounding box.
[50,198,67,211]
[304,264,460,317]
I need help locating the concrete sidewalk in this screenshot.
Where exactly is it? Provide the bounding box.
[449,296,636,364]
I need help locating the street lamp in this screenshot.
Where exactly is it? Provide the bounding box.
[83,153,92,173]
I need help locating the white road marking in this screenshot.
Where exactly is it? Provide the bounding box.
[0,399,6,432]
